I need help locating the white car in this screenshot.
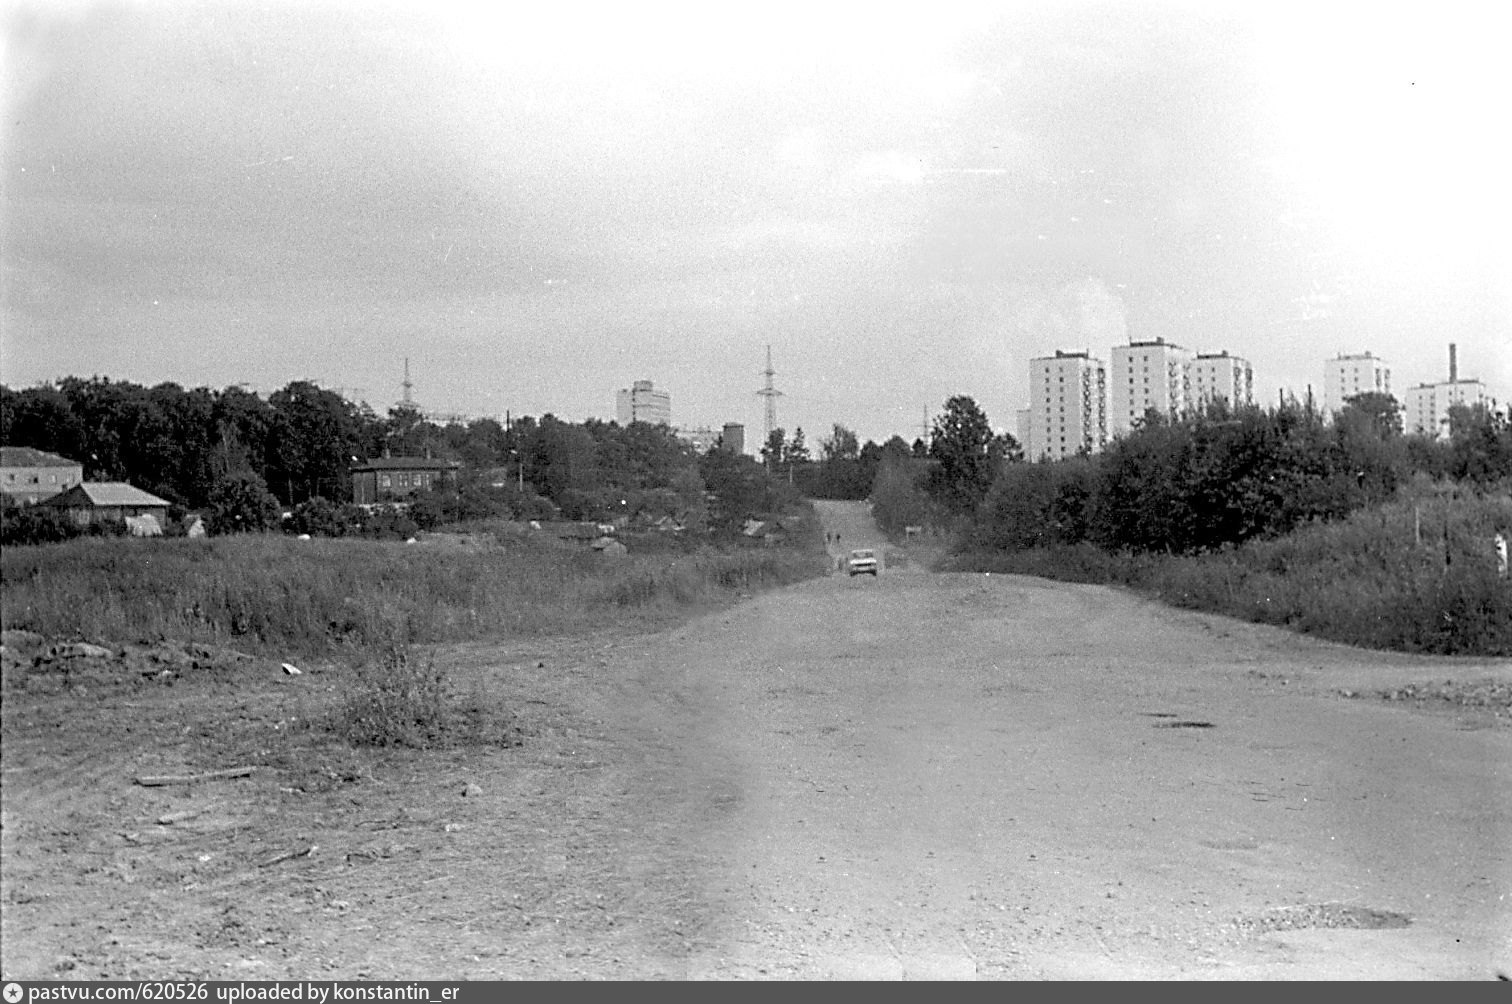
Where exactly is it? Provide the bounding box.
[847,548,879,577]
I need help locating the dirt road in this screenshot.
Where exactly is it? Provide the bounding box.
[3,500,1509,979]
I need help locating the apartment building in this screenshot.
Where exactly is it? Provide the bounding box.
[615,380,671,427]
[1403,345,1490,438]
[1189,351,1253,410]
[1323,352,1391,417]
[1109,337,1194,437]
[1025,350,1107,461]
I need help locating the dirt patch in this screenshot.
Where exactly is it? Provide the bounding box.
[1235,903,1413,933]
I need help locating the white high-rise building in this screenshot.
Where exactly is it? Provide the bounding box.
[615,380,671,427]
[1109,337,1194,436]
[1404,344,1490,438]
[1026,350,1107,461]
[1189,351,1253,410]
[1323,352,1390,417]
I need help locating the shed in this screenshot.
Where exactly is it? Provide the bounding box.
[39,482,172,529]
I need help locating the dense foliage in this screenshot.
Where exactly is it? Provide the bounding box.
[968,396,1512,557]
[0,378,801,537]
[951,393,1512,656]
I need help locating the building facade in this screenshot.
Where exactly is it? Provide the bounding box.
[1323,352,1391,417]
[1026,350,1107,461]
[351,456,462,504]
[720,422,745,456]
[1188,351,1253,410]
[1404,380,1490,438]
[615,380,671,427]
[1109,337,1194,437]
[0,446,85,504]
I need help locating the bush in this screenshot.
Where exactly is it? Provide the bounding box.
[331,643,523,749]
[333,644,448,748]
[0,501,83,545]
[207,471,282,535]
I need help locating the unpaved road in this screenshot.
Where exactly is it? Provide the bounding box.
[3,500,1509,979]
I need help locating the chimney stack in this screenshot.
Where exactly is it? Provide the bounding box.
[1449,343,1458,383]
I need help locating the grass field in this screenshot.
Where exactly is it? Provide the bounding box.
[0,525,828,659]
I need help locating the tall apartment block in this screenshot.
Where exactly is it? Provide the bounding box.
[615,379,671,427]
[1025,350,1107,461]
[1189,351,1253,409]
[1404,344,1489,438]
[1109,337,1193,436]
[1322,352,1390,417]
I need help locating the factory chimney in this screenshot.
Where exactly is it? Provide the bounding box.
[1449,343,1458,383]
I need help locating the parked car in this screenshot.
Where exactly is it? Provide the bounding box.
[847,548,879,577]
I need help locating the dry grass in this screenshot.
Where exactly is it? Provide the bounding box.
[0,529,826,659]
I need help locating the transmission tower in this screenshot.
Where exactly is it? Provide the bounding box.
[756,345,783,445]
[395,357,421,413]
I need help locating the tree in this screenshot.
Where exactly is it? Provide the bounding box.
[207,471,282,535]
[821,425,860,463]
[927,396,998,514]
[699,443,768,536]
[267,381,364,505]
[1340,391,1403,439]
[761,427,785,472]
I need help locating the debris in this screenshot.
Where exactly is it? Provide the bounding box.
[259,844,317,868]
[59,642,113,659]
[461,782,483,798]
[133,766,257,787]
[282,662,302,676]
[158,808,205,825]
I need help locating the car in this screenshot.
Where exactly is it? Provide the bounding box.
[847,548,879,577]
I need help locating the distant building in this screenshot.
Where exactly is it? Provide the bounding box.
[675,426,723,453]
[616,380,671,427]
[39,482,170,529]
[1189,351,1253,409]
[1110,337,1194,436]
[1026,350,1107,460]
[0,446,85,504]
[351,456,462,504]
[1404,344,1490,438]
[720,422,745,456]
[1323,351,1390,417]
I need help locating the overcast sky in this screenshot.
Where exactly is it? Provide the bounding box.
[4,1,1509,446]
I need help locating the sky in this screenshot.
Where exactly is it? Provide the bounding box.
[3,0,1510,447]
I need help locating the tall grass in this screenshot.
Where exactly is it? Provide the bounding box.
[949,485,1512,656]
[0,532,826,656]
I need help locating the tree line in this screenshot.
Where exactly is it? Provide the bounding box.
[0,377,806,540]
[948,391,1512,557]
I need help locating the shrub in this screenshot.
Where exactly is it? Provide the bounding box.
[334,644,447,748]
[207,471,282,535]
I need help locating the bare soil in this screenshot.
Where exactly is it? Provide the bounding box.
[3,500,1509,980]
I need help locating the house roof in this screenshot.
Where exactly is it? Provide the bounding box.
[0,446,82,468]
[43,482,172,508]
[351,456,462,472]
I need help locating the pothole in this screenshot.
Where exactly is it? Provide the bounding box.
[1154,720,1213,729]
[1236,902,1412,933]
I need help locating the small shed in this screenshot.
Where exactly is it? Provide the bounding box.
[39,482,171,530]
